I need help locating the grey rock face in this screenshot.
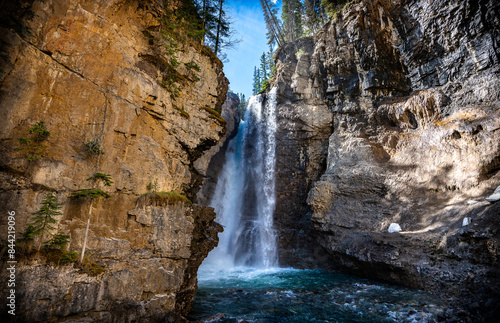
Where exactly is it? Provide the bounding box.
[273,0,500,319]
[196,92,241,205]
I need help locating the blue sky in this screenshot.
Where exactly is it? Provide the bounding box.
[224,0,280,97]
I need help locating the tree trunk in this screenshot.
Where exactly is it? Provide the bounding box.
[201,0,206,45]
[263,0,285,46]
[214,0,223,56]
[80,200,93,263]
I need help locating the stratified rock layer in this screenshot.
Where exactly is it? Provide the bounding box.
[0,0,226,321]
[196,91,241,206]
[273,0,500,319]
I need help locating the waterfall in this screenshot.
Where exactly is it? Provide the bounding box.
[204,87,278,269]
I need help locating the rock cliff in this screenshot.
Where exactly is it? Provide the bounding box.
[196,91,241,206]
[0,0,227,321]
[273,0,500,319]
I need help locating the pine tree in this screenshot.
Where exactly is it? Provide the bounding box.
[26,192,62,251]
[267,45,276,77]
[253,66,261,95]
[201,0,240,59]
[321,0,348,18]
[304,0,325,33]
[260,52,268,81]
[237,93,247,119]
[68,173,112,262]
[199,0,216,45]
[282,0,304,42]
[260,0,285,47]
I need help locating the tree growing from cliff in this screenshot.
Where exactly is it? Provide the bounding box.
[321,0,350,19]
[194,0,240,60]
[252,45,276,94]
[304,0,326,33]
[68,173,112,263]
[22,192,62,251]
[17,121,51,161]
[282,0,304,42]
[260,0,285,46]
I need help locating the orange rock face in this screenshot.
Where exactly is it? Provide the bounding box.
[0,0,226,320]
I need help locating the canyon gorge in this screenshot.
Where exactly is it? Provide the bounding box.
[0,0,499,322]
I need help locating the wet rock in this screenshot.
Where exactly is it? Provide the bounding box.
[272,0,500,320]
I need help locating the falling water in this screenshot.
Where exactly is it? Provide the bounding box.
[203,87,279,269]
[192,87,449,321]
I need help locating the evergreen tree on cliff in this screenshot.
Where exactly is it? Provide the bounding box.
[25,192,62,251]
[201,0,240,60]
[260,0,285,46]
[304,0,325,33]
[282,0,304,41]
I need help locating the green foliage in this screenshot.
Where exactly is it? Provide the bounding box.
[43,232,70,250]
[18,137,31,145]
[68,189,111,200]
[237,92,247,119]
[79,256,106,276]
[161,78,182,98]
[59,251,79,264]
[260,0,285,47]
[87,172,114,186]
[19,224,37,243]
[184,61,201,82]
[282,0,304,42]
[29,121,51,141]
[29,193,62,246]
[201,106,226,125]
[260,79,270,92]
[146,179,159,193]
[185,61,201,72]
[143,190,192,206]
[162,1,205,44]
[253,66,261,95]
[253,45,275,94]
[321,0,351,19]
[85,140,104,155]
[295,48,305,58]
[173,105,191,119]
[17,121,51,161]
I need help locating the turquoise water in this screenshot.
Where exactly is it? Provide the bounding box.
[189,267,447,322]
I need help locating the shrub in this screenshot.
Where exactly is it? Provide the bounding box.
[17,121,51,161]
[87,172,114,186]
[43,232,70,250]
[146,179,159,193]
[173,105,190,119]
[68,189,111,200]
[201,106,226,125]
[141,190,192,207]
[85,140,104,155]
[59,251,78,264]
[79,256,106,276]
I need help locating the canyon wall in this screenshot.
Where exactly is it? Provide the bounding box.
[0,0,228,321]
[273,0,500,319]
[196,91,241,206]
